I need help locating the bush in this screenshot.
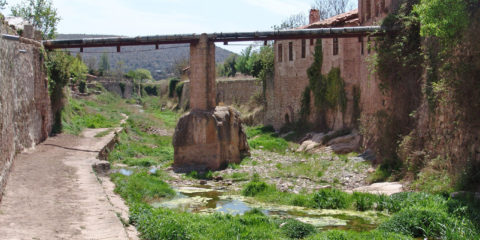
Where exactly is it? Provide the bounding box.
[242,181,271,197]
[313,188,351,209]
[168,78,180,98]
[378,208,451,238]
[280,219,316,239]
[352,192,378,211]
[79,80,87,93]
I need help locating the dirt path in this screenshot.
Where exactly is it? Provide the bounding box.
[0,128,137,240]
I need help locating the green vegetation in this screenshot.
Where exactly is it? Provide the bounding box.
[11,0,60,39]
[126,68,153,82]
[306,230,410,240]
[246,126,289,153]
[112,172,175,204]
[302,40,347,128]
[217,54,237,77]
[280,218,316,239]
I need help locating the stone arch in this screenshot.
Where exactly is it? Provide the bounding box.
[284,106,295,125]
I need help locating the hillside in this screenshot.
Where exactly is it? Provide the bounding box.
[56,34,235,79]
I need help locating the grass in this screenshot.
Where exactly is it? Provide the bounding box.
[62,92,126,135]
[111,172,175,204]
[246,126,290,153]
[94,129,112,138]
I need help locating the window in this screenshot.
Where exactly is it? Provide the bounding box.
[375,0,379,17]
[333,38,339,56]
[278,44,283,62]
[381,0,386,13]
[289,42,293,61]
[310,39,314,46]
[359,36,364,55]
[301,39,306,58]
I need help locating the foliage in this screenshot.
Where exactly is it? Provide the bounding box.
[280,218,316,239]
[168,77,180,98]
[313,188,351,209]
[218,54,237,77]
[175,81,184,102]
[61,93,121,135]
[46,51,85,133]
[111,172,175,204]
[235,46,252,75]
[272,12,307,30]
[307,230,411,240]
[303,40,347,128]
[130,204,285,240]
[11,0,60,39]
[246,126,289,153]
[242,180,272,197]
[99,52,110,75]
[413,0,469,45]
[311,0,355,20]
[126,68,153,82]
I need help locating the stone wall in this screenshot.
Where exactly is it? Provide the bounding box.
[0,22,52,198]
[99,81,134,98]
[180,78,261,108]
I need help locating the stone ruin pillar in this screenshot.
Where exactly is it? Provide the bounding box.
[172,34,249,172]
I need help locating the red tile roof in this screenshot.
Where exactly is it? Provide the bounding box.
[299,9,359,29]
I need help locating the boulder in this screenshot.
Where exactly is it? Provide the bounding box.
[296,133,326,152]
[173,106,249,172]
[328,132,361,154]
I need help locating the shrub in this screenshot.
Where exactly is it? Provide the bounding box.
[79,80,87,93]
[280,219,316,239]
[378,208,451,238]
[242,181,271,197]
[168,78,180,98]
[352,192,377,211]
[313,188,351,209]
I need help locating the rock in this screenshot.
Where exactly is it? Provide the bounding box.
[199,180,207,185]
[327,132,361,154]
[297,133,326,152]
[353,182,403,196]
[92,161,110,174]
[213,176,223,181]
[173,106,250,172]
[367,167,375,173]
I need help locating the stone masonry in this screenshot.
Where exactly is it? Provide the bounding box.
[0,21,52,199]
[173,34,249,172]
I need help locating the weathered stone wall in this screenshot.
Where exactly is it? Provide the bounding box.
[0,22,52,198]
[181,78,261,108]
[99,81,134,98]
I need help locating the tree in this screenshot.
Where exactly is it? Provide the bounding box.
[311,0,355,20]
[223,54,237,77]
[115,61,125,78]
[272,12,307,30]
[11,0,60,39]
[99,52,110,75]
[0,0,7,10]
[235,46,253,75]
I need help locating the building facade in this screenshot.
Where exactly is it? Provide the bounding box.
[265,0,401,130]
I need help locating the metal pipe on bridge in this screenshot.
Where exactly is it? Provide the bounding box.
[42,26,384,49]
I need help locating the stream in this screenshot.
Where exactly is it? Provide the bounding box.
[151,185,382,231]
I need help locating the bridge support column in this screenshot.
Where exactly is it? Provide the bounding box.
[189,34,216,111]
[172,34,249,173]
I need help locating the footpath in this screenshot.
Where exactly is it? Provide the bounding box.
[0,126,138,240]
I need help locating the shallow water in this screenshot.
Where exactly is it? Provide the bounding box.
[152,186,380,231]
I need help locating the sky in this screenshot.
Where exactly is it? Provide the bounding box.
[2,0,356,53]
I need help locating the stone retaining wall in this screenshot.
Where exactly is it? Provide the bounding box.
[0,22,52,199]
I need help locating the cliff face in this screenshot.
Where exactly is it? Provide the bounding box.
[0,21,52,198]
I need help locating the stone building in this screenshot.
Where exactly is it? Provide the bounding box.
[265,0,400,130]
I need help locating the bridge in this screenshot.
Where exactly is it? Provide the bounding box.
[42,26,384,171]
[42,26,383,111]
